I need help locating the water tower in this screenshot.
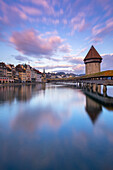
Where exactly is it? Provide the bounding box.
[84,46,102,75]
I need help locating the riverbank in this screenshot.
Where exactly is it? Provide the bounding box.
[0,82,44,87]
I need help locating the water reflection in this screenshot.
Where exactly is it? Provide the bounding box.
[85,95,102,123]
[0,84,45,104]
[11,106,62,132]
[83,89,113,111]
[0,84,113,170]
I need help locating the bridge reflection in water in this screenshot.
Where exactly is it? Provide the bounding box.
[55,82,113,124]
[83,86,113,123]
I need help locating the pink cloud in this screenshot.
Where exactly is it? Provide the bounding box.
[20,0,50,9]
[0,0,63,28]
[73,64,84,73]
[9,29,69,57]
[0,31,5,42]
[63,56,84,64]
[71,12,87,34]
[92,17,113,41]
[101,53,113,71]
[14,55,32,62]
[42,30,58,36]
[20,0,63,17]
[62,19,68,25]
[34,64,73,70]
[31,0,55,15]
[31,0,49,8]
[90,37,103,43]
[59,44,72,53]
[19,6,42,16]
[97,0,113,17]
[34,60,85,74]
[42,17,59,25]
[63,47,87,63]
[0,0,28,26]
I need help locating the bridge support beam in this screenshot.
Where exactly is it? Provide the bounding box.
[82,83,84,88]
[89,83,92,92]
[76,82,78,88]
[103,85,107,97]
[81,83,84,89]
[83,83,86,89]
[93,84,96,92]
[87,83,90,91]
[77,82,79,88]
[96,84,98,93]
[79,83,81,88]
[97,85,101,94]
[90,83,93,92]
[85,83,87,89]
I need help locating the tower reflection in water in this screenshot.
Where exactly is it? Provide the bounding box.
[85,95,102,123]
[85,85,102,123]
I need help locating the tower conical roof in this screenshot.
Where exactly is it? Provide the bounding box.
[84,46,102,61]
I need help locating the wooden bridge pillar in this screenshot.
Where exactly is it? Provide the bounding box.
[96,84,98,93]
[82,83,84,89]
[83,83,86,89]
[79,82,81,88]
[89,83,92,92]
[93,84,96,92]
[87,83,89,91]
[90,83,93,92]
[103,85,107,97]
[97,85,101,94]
[76,82,78,87]
[77,82,79,87]
[82,83,83,88]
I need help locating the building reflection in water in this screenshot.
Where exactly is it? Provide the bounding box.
[85,95,102,123]
[0,84,46,104]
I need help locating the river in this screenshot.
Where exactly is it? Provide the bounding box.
[0,83,113,170]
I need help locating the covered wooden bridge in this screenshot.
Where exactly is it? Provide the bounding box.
[47,70,113,96]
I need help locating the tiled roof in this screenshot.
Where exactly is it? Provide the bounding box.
[84,46,102,61]
[0,62,7,68]
[33,68,42,74]
[6,65,12,71]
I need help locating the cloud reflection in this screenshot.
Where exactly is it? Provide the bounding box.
[11,106,62,132]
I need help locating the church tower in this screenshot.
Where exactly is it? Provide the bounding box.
[84,46,102,75]
[41,68,46,83]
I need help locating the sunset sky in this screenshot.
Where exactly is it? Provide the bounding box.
[0,0,113,74]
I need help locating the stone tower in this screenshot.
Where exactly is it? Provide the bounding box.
[84,46,102,75]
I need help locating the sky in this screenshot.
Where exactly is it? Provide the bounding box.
[0,0,113,74]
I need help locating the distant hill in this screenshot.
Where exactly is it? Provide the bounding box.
[78,74,85,76]
[56,72,65,75]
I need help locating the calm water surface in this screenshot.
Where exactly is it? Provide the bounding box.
[0,84,113,170]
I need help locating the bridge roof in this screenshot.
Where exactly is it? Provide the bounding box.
[79,70,113,79]
[84,46,102,61]
[47,70,113,82]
